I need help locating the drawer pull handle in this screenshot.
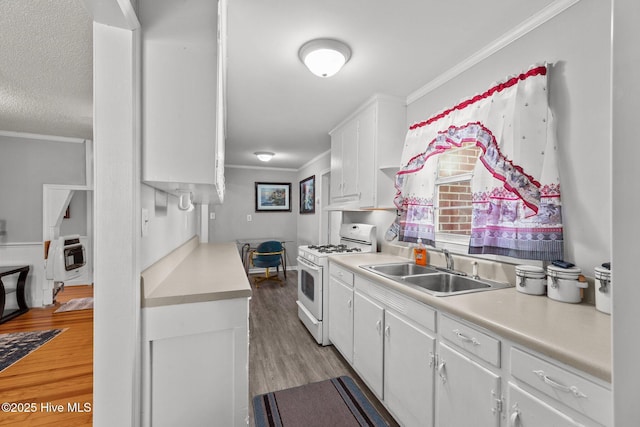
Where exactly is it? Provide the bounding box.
[533,370,588,398]
[453,329,480,346]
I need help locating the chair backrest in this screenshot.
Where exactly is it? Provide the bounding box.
[253,241,283,266]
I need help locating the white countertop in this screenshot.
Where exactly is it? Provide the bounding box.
[329,252,612,383]
[142,242,252,308]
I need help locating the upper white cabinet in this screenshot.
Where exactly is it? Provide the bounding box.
[329,94,406,209]
[140,0,226,204]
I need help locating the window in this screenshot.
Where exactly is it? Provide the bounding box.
[435,143,481,239]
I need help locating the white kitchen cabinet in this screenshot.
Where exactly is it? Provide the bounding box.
[384,310,436,427]
[331,262,612,427]
[329,94,406,208]
[353,274,437,426]
[436,341,502,427]
[330,117,359,201]
[508,384,591,427]
[353,290,385,398]
[510,347,611,426]
[328,275,354,363]
[140,0,226,204]
[142,297,249,427]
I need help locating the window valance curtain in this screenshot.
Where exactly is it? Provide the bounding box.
[394,64,563,261]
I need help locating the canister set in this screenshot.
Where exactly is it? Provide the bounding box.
[515,263,611,314]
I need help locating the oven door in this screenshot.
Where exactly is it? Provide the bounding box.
[296,256,323,321]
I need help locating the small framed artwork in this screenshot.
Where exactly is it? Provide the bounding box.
[255,182,292,212]
[299,175,315,214]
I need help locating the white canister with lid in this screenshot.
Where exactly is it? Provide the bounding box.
[515,265,546,295]
[594,266,612,314]
[546,265,587,303]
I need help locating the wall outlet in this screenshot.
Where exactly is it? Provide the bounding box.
[247,214,252,222]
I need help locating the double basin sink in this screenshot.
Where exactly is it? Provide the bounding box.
[360,262,511,297]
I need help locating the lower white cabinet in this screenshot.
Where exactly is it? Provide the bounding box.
[353,290,385,398]
[509,347,611,426]
[384,310,436,427]
[328,276,354,363]
[508,384,588,427]
[329,267,612,427]
[436,342,502,427]
[142,297,249,427]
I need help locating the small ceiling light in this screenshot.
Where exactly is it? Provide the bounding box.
[255,151,275,162]
[298,38,351,78]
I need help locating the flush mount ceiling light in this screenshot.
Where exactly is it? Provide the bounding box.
[255,151,275,162]
[298,38,351,78]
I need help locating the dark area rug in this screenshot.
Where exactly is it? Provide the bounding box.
[253,376,388,427]
[0,329,65,372]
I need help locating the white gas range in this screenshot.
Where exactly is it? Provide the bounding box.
[297,223,377,345]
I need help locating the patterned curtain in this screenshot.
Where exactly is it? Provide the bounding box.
[394,64,563,261]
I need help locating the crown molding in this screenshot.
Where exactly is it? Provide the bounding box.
[406,0,582,104]
[0,130,89,144]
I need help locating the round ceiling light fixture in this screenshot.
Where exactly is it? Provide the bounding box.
[255,151,275,162]
[298,38,351,78]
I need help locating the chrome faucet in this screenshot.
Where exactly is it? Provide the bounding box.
[443,249,454,271]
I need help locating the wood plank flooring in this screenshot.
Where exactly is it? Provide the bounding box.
[248,270,399,427]
[0,285,93,427]
[0,273,399,427]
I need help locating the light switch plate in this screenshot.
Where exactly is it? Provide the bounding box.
[247,214,252,222]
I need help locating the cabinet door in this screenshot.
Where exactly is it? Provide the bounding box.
[141,0,218,186]
[328,277,353,363]
[384,310,436,427]
[357,104,376,207]
[508,384,590,427]
[436,342,501,427]
[330,130,343,200]
[340,119,359,198]
[353,290,384,398]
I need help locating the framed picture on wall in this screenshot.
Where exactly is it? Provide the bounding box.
[299,175,315,214]
[255,182,292,212]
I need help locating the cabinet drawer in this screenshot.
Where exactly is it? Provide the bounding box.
[330,263,354,286]
[355,275,435,332]
[511,347,611,426]
[439,314,500,367]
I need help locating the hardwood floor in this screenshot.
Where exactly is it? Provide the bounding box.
[0,273,398,427]
[248,270,399,427]
[0,285,93,426]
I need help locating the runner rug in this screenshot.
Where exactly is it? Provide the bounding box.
[253,376,388,427]
[0,329,65,372]
[55,297,93,313]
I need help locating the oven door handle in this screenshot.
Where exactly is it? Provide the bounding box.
[297,256,322,271]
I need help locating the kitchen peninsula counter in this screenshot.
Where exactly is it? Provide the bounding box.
[141,238,252,308]
[141,237,251,426]
[329,252,612,383]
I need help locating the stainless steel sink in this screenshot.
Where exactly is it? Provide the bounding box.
[360,262,511,296]
[361,262,440,277]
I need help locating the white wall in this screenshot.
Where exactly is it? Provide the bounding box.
[612,0,640,424]
[139,184,199,270]
[209,166,298,258]
[0,135,86,243]
[296,152,330,247]
[405,0,611,274]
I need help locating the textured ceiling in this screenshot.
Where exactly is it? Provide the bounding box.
[0,0,93,140]
[0,0,559,169]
